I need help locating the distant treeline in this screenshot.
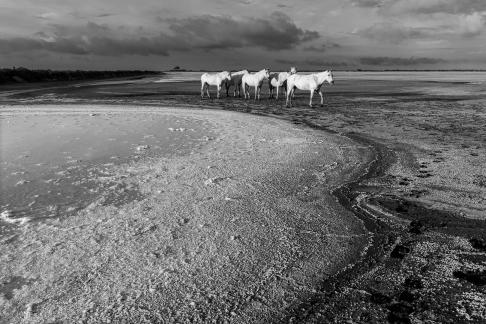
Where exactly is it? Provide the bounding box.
[0,67,161,84]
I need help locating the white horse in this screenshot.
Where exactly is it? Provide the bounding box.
[286,70,334,108]
[201,71,231,99]
[242,69,270,100]
[269,67,296,99]
[224,70,248,97]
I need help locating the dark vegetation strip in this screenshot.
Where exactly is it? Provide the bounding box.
[0,68,161,84]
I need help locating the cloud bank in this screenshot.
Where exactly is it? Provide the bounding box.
[351,0,486,14]
[0,12,319,56]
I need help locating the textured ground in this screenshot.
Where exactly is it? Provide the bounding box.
[1,105,369,323]
[1,74,485,323]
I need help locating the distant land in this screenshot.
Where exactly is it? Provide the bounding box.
[1,67,485,85]
[0,68,161,85]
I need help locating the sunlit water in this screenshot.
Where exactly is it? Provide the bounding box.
[0,112,215,230]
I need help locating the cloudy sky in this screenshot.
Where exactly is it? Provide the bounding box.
[1,0,485,70]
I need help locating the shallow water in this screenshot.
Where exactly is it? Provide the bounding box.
[0,112,215,227]
[150,71,486,97]
[153,71,486,83]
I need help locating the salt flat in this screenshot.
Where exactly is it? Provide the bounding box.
[0,105,368,323]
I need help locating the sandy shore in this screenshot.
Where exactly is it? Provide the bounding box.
[1,105,370,323]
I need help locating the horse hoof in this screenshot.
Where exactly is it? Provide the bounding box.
[320,104,324,107]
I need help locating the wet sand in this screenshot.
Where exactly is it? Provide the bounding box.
[1,108,215,225]
[1,73,486,323]
[1,105,369,323]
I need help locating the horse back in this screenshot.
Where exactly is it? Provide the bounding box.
[268,73,279,87]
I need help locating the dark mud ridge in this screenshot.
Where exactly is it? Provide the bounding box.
[275,124,486,323]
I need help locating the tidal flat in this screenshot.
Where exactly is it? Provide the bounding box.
[1,72,485,323]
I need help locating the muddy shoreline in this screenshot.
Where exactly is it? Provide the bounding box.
[279,132,397,322]
[281,126,486,323]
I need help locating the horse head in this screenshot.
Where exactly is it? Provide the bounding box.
[263,68,270,79]
[222,71,231,81]
[325,70,334,85]
[290,67,297,74]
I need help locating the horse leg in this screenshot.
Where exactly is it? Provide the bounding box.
[201,83,205,99]
[225,83,230,97]
[309,90,314,108]
[217,85,221,99]
[276,85,279,100]
[286,87,292,107]
[206,84,211,99]
[319,90,324,107]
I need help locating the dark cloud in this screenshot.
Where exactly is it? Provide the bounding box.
[0,12,319,57]
[275,59,295,65]
[166,12,320,50]
[359,56,446,66]
[356,16,484,43]
[392,0,486,15]
[351,0,486,14]
[355,22,430,43]
[0,37,89,55]
[276,58,350,68]
[0,23,170,56]
[349,0,384,8]
[304,42,341,52]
